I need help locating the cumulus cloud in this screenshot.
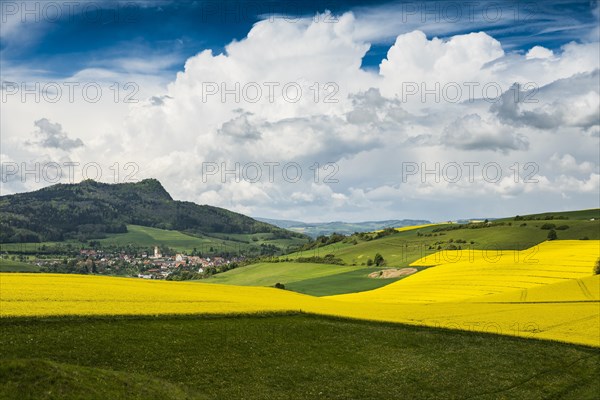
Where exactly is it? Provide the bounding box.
[492,71,600,131]
[149,95,173,106]
[381,31,504,83]
[345,88,410,126]
[30,118,84,150]
[526,46,554,60]
[549,153,597,174]
[218,111,261,140]
[77,17,600,219]
[441,114,529,153]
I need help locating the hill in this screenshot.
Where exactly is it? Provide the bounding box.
[255,217,431,237]
[210,210,600,295]
[0,179,306,244]
[329,240,599,304]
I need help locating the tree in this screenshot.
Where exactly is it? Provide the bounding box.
[547,229,557,241]
[374,253,385,266]
[274,282,285,290]
[594,259,600,275]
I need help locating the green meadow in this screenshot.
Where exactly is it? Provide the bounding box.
[0,259,39,272]
[0,224,309,256]
[1,314,598,400]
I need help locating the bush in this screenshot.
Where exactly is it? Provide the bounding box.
[366,259,374,267]
[295,254,345,265]
[555,225,570,230]
[274,282,285,290]
[540,223,556,230]
[594,259,600,275]
[547,229,557,241]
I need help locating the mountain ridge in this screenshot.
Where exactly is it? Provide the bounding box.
[255,217,432,237]
[0,179,305,243]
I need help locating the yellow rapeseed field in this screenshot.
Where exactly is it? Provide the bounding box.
[372,222,445,234]
[1,240,599,347]
[0,273,325,317]
[328,241,599,303]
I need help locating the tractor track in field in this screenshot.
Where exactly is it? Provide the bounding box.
[576,279,594,299]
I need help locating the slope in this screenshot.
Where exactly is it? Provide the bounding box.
[0,179,307,243]
[328,240,599,304]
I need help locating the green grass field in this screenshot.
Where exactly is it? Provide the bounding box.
[285,267,427,296]
[0,259,40,272]
[207,262,426,296]
[207,261,357,287]
[1,314,598,400]
[0,225,309,255]
[0,359,192,400]
[100,225,228,253]
[495,208,600,221]
[0,226,241,254]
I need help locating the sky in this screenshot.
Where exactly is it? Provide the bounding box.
[1,0,599,222]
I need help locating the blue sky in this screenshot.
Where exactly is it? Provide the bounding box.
[2,0,598,77]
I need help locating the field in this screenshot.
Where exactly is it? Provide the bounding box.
[2,238,599,346]
[208,262,427,296]
[207,261,357,287]
[1,314,598,400]
[209,216,599,295]
[284,267,426,296]
[495,208,600,222]
[330,240,599,303]
[100,226,307,254]
[0,258,39,272]
[0,224,309,256]
[287,218,599,266]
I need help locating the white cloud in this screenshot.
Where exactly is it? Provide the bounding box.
[29,118,84,150]
[549,154,597,174]
[526,46,554,60]
[441,113,529,153]
[380,30,504,87]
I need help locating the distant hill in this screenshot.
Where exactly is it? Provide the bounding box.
[0,179,306,243]
[255,217,431,237]
[218,209,600,296]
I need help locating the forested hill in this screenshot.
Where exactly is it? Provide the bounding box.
[0,179,305,243]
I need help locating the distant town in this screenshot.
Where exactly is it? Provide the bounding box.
[7,246,245,281]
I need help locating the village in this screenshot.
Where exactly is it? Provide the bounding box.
[133,246,241,279]
[28,246,245,280]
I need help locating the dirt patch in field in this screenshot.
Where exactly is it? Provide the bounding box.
[368,268,418,279]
